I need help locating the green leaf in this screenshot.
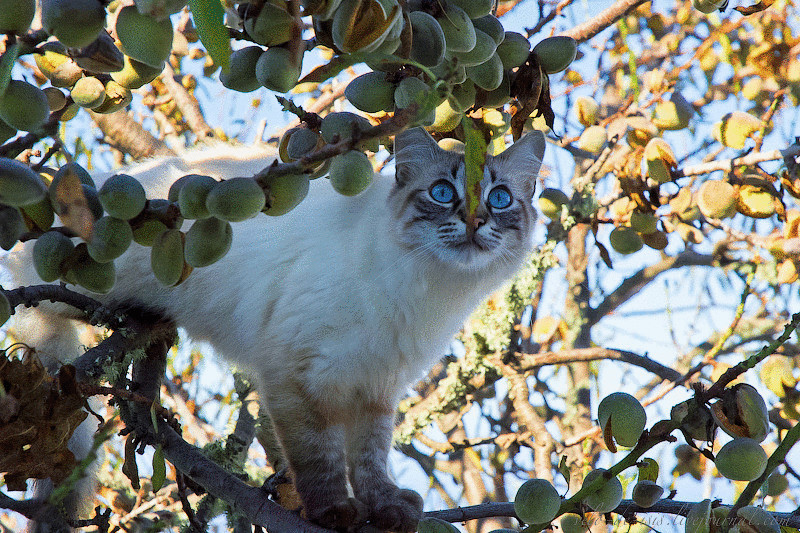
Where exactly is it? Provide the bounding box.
[0,43,20,98]
[461,116,487,222]
[151,444,166,492]
[637,457,660,482]
[188,0,231,73]
[557,454,571,489]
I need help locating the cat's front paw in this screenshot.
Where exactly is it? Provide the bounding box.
[368,489,424,533]
[308,497,368,531]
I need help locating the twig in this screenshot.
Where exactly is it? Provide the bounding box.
[254,103,420,184]
[573,134,619,191]
[588,251,715,327]
[642,272,753,407]
[176,472,204,532]
[701,312,800,401]
[525,0,578,37]
[512,347,683,382]
[561,0,651,42]
[675,143,800,178]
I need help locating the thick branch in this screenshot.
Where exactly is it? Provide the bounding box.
[496,361,557,479]
[589,251,715,327]
[2,284,123,329]
[161,63,214,140]
[143,416,333,533]
[0,493,65,525]
[123,334,332,532]
[90,109,176,160]
[2,283,178,381]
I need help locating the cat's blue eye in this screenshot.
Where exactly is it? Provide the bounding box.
[487,186,513,209]
[430,180,457,204]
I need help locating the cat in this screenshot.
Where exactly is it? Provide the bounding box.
[6,127,545,532]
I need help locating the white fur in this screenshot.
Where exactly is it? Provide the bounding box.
[6,143,533,411]
[6,134,545,529]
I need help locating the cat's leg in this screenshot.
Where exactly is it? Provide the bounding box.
[346,410,424,532]
[262,386,366,530]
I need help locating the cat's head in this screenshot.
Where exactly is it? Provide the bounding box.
[390,127,545,271]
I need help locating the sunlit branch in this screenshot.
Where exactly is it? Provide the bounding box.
[90,108,176,160]
[160,63,215,141]
[675,143,800,178]
[561,0,651,42]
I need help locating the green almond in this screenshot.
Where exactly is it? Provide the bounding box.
[0,157,47,207]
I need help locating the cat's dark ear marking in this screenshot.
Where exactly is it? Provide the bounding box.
[494,131,546,178]
[394,127,443,186]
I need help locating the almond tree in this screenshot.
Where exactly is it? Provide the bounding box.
[0,0,798,531]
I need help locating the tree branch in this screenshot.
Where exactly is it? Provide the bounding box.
[90,109,176,160]
[588,251,715,327]
[0,492,66,525]
[2,284,123,330]
[424,499,800,527]
[675,143,800,178]
[254,103,420,183]
[119,333,334,533]
[496,360,557,478]
[561,0,651,42]
[141,407,335,532]
[161,63,215,141]
[513,347,683,382]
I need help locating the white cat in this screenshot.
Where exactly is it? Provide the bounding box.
[6,127,545,531]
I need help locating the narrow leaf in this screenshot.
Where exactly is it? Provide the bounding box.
[150,401,159,434]
[151,444,166,492]
[557,455,571,489]
[122,434,141,490]
[188,0,231,73]
[461,116,487,224]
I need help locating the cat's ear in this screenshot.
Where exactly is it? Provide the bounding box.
[493,131,546,179]
[394,127,443,186]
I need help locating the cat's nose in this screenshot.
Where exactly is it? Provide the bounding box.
[460,212,486,232]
